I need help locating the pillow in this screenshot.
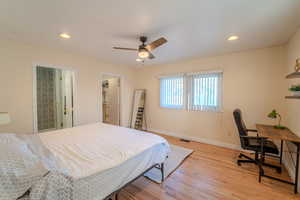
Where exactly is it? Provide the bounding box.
[0,134,48,200]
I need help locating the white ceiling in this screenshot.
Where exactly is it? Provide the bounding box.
[1,0,300,66]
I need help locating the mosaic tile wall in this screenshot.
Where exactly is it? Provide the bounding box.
[36,66,57,131]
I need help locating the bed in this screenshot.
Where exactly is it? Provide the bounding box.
[1,123,169,200]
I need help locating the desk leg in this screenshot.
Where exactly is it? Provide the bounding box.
[295,144,300,194]
[280,140,283,164]
[259,138,265,183]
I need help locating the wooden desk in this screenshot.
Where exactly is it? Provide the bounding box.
[256,124,300,143]
[256,124,300,194]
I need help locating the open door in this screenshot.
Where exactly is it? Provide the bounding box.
[101,74,120,126]
[35,66,74,132]
[61,70,74,128]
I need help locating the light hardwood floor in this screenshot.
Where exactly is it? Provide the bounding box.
[118,134,300,200]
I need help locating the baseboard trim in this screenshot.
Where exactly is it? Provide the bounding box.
[147,128,242,151]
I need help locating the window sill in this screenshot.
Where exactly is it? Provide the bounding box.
[159,106,224,113]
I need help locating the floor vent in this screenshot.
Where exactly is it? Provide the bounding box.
[180,138,191,143]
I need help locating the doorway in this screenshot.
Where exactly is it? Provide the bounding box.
[101,74,120,126]
[34,65,75,132]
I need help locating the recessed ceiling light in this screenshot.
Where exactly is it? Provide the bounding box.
[59,33,71,39]
[228,35,239,41]
[136,58,142,62]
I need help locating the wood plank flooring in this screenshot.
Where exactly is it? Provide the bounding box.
[118,134,300,200]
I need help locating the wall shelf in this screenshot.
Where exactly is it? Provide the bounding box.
[286,72,300,79]
[285,96,300,99]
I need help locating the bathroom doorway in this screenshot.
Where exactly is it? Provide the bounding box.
[101,74,120,126]
[33,65,75,133]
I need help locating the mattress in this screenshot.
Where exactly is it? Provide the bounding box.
[38,123,170,200]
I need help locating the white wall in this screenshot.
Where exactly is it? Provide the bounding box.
[0,39,136,134]
[283,27,300,184]
[0,38,290,147]
[285,28,300,135]
[135,46,287,148]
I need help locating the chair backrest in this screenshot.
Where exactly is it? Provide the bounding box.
[233,109,249,148]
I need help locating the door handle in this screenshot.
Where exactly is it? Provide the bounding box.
[64,96,67,115]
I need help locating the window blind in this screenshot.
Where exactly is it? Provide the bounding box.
[160,76,184,109]
[159,71,223,112]
[187,72,222,111]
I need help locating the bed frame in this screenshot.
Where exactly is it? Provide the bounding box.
[105,163,164,200]
[17,163,164,200]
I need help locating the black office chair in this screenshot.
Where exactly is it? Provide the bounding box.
[233,109,281,173]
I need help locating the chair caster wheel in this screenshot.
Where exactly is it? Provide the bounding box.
[237,161,241,166]
[276,168,282,174]
[238,154,242,158]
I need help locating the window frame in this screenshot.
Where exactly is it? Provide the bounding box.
[186,71,223,112]
[159,75,185,109]
[159,70,223,112]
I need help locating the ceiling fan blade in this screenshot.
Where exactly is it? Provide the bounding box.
[148,52,155,59]
[145,37,167,51]
[113,47,138,51]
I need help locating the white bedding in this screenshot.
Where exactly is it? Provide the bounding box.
[73,142,167,200]
[39,123,169,179]
[37,123,169,200]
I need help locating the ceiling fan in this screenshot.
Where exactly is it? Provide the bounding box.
[113,36,167,60]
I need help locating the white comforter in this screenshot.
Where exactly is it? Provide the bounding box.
[38,123,170,179]
[15,123,169,200]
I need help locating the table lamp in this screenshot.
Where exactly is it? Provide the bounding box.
[0,112,11,125]
[267,109,285,129]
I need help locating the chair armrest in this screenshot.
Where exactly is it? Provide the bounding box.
[240,136,269,147]
[240,136,257,139]
[247,129,258,132]
[240,135,268,140]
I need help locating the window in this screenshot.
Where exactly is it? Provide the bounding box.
[187,72,222,111]
[160,71,223,112]
[160,76,184,109]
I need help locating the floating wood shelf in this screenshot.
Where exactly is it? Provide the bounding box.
[286,72,300,79]
[285,96,300,99]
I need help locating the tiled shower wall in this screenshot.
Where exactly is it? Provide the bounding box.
[36,66,57,131]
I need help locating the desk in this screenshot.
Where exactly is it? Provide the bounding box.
[256,124,300,194]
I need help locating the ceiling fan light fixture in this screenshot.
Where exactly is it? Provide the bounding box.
[138,49,149,58]
[59,33,71,39]
[113,36,167,60]
[227,35,239,41]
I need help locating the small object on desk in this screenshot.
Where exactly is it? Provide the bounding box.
[267,109,286,129]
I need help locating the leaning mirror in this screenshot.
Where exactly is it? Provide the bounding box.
[130,89,146,130]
